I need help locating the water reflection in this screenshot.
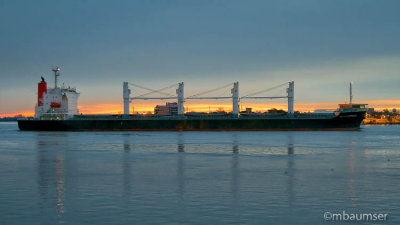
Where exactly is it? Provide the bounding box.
[170,132,298,210]
[287,134,294,155]
[232,133,239,154]
[346,135,357,208]
[55,153,65,215]
[286,133,295,208]
[231,133,240,205]
[35,131,301,223]
[123,133,132,152]
[177,132,184,152]
[8,125,396,225]
[177,136,185,203]
[123,133,132,202]
[36,133,67,223]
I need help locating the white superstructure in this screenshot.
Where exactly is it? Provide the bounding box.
[35,67,80,119]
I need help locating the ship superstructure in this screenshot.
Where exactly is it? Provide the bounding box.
[34,67,79,120]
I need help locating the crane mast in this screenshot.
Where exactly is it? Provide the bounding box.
[123,81,295,116]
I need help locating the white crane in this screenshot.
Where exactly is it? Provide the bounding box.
[123,81,295,116]
[241,81,294,114]
[185,82,239,116]
[123,82,184,115]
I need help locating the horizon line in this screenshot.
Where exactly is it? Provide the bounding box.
[1,99,399,118]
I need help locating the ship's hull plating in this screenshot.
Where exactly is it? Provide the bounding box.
[18,111,365,131]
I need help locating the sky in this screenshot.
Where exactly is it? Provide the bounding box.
[1,0,399,116]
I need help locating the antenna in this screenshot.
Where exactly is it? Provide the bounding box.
[52,66,61,88]
[349,82,353,107]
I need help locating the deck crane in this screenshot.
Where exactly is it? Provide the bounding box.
[240,81,294,114]
[185,82,239,116]
[123,81,294,116]
[123,82,184,115]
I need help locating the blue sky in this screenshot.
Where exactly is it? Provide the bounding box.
[1,0,399,114]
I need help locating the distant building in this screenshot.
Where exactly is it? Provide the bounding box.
[367,108,375,114]
[154,102,178,115]
[240,108,253,114]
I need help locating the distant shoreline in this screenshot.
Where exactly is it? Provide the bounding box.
[2,117,399,126]
[363,118,400,125]
[363,122,400,125]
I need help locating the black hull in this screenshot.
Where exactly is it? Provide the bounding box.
[18,111,365,131]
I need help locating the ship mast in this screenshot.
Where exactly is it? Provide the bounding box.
[349,82,353,107]
[52,67,61,88]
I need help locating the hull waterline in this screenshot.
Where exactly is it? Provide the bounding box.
[18,111,366,131]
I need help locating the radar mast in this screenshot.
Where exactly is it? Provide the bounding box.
[52,67,61,88]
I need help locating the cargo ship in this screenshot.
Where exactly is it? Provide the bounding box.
[18,68,367,131]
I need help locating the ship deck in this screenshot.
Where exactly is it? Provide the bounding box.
[67,113,337,121]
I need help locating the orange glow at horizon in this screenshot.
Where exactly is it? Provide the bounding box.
[1,111,35,118]
[1,99,399,118]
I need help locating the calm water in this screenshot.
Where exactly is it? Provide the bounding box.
[0,122,399,225]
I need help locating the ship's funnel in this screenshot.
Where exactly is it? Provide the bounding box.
[38,78,47,106]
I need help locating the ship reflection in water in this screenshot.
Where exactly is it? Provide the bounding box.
[0,123,399,224]
[37,133,68,224]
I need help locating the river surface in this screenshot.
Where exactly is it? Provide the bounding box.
[0,122,399,225]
